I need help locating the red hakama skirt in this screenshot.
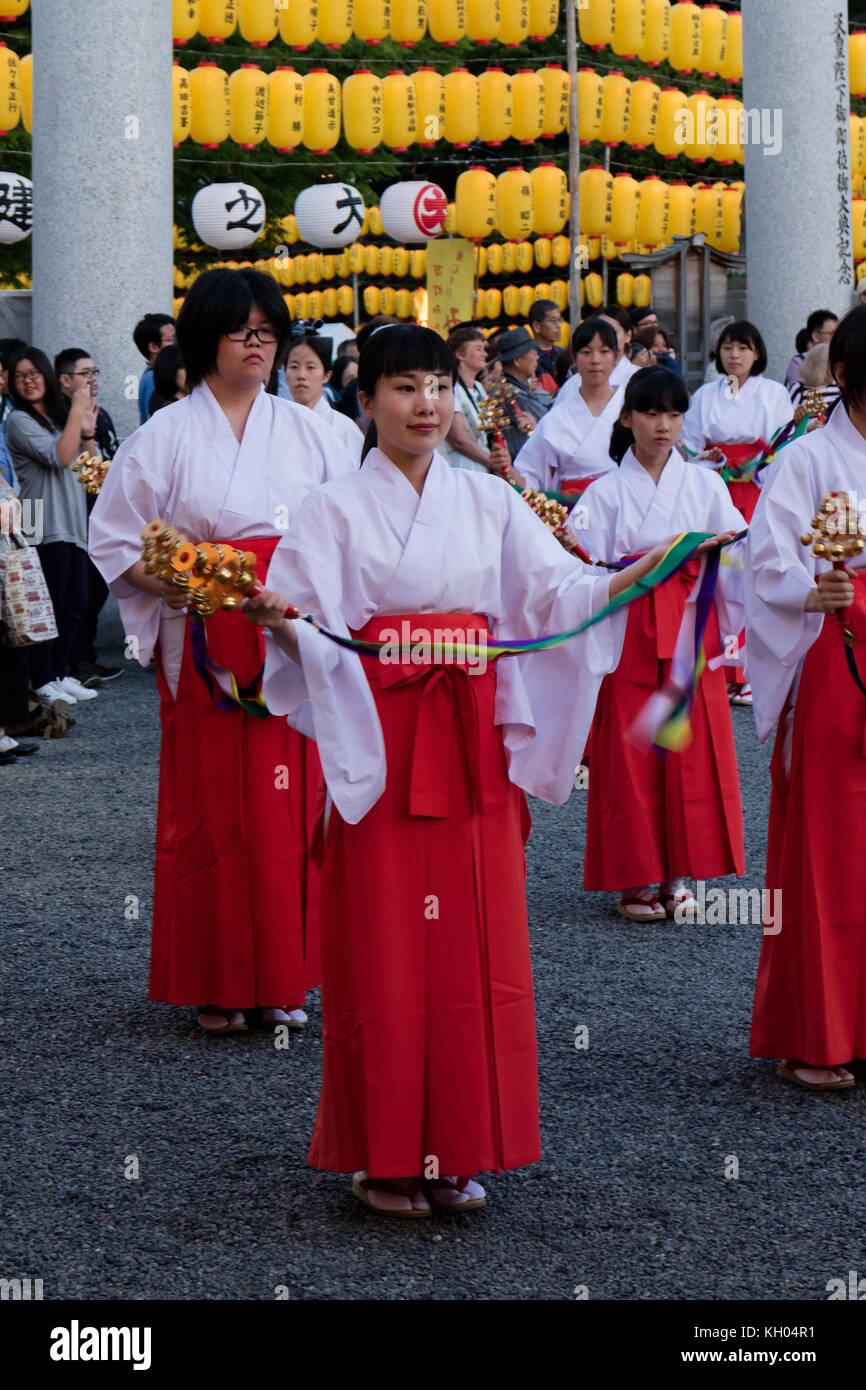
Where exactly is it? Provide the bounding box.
[750,578,866,1065]
[584,561,744,890]
[719,441,763,524]
[150,534,323,1007]
[307,613,541,1178]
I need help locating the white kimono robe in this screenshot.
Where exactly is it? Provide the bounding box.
[89,381,356,691]
[745,403,866,743]
[263,447,619,823]
[568,447,747,665]
[312,391,364,466]
[517,386,624,492]
[553,355,639,413]
[681,374,793,466]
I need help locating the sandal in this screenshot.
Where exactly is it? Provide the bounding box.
[660,882,698,919]
[423,1175,487,1212]
[197,1006,247,1035]
[352,1172,431,1217]
[257,1006,308,1030]
[776,1061,855,1091]
[617,888,667,921]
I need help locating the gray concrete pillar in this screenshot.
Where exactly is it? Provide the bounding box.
[31,0,173,441]
[742,0,853,382]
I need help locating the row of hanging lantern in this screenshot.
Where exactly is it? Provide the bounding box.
[578,69,745,163]
[0,43,30,134]
[579,1,742,81]
[579,167,743,253]
[171,0,560,48]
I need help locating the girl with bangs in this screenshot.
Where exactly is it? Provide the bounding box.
[569,367,746,924]
[245,326,715,1216]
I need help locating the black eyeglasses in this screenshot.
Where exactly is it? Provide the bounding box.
[224,325,279,344]
[70,368,100,379]
[13,371,43,384]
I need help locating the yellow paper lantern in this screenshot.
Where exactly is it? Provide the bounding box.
[511,69,544,146]
[518,285,535,317]
[599,71,631,147]
[395,288,413,319]
[444,68,479,147]
[337,285,355,315]
[308,289,324,318]
[368,205,384,236]
[277,254,295,287]
[516,241,534,274]
[720,10,742,82]
[503,285,520,318]
[616,273,635,308]
[613,0,645,59]
[379,246,394,277]
[701,185,725,249]
[584,272,603,308]
[637,175,670,247]
[382,71,417,151]
[669,2,702,73]
[503,242,517,273]
[475,245,488,276]
[428,0,466,45]
[479,68,513,146]
[355,0,391,43]
[654,87,686,160]
[268,67,304,151]
[601,235,618,260]
[534,238,553,270]
[579,281,586,308]
[633,274,652,307]
[306,253,323,285]
[552,235,570,268]
[172,63,191,146]
[408,248,426,278]
[278,0,318,48]
[239,0,279,46]
[413,67,445,147]
[534,282,551,303]
[189,61,230,147]
[693,181,717,238]
[539,64,569,141]
[700,4,728,76]
[380,286,397,315]
[318,0,354,47]
[293,254,307,285]
[279,213,299,244]
[578,0,615,48]
[610,173,639,245]
[497,167,534,241]
[639,0,671,66]
[393,246,410,277]
[627,77,660,149]
[529,0,558,41]
[364,245,380,276]
[499,0,531,47]
[531,163,567,237]
[230,64,268,149]
[577,67,604,147]
[303,69,340,153]
[713,96,740,164]
[199,0,237,42]
[683,90,713,162]
[852,115,866,185]
[854,200,866,261]
[343,70,383,152]
[392,0,428,46]
[295,291,310,318]
[445,199,457,232]
[335,249,350,276]
[718,186,742,255]
[579,165,613,238]
[19,51,31,135]
[485,287,502,319]
[455,166,497,241]
[472,287,486,321]
[322,287,339,317]
[363,285,382,316]
[174,1,200,45]
[486,243,504,275]
[667,181,695,237]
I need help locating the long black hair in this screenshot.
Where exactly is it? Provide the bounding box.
[358,324,456,462]
[829,305,866,412]
[6,346,69,432]
[609,366,690,464]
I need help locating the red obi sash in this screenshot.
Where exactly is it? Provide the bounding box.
[560,476,600,496]
[351,612,498,818]
[720,439,766,474]
[617,554,719,684]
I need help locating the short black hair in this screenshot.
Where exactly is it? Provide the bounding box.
[0,336,26,370]
[715,320,767,376]
[601,304,633,335]
[54,347,91,379]
[176,268,290,388]
[528,299,559,326]
[358,324,456,398]
[7,346,69,432]
[830,306,866,411]
[806,308,838,337]
[133,313,175,360]
[630,307,657,329]
[610,366,690,463]
[572,317,618,355]
[795,327,811,355]
[356,315,400,354]
[153,344,186,401]
[287,334,333,373]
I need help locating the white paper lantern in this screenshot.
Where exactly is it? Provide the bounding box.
[191,180,266,251]
[294,182,366,249]
[379,180,448,243]
[0,172,32,245]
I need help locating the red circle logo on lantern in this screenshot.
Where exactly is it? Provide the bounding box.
[413,184,448,237]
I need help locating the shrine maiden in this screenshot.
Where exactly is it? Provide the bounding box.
[518,319,624,496]
[246,325,686,1217]
[745,307,866,1092]
[569,367,746,921]
[284,332,364,466]
[552,309,641,414]
[90,269,356,1036]
[681,320,793,524]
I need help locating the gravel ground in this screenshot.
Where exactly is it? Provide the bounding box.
[2,600,864,1302]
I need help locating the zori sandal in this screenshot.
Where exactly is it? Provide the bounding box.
[423,1175,487,1212]
[352,1172,431,1217]
[617,888,667,921]
[197,1007,247,1035]
[776,1062,855,1091]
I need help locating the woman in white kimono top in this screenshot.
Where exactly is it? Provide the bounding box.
[284,333,363,466]
[89,269,356,1038]
[744,307,866,1091]
[568,366,746,922]
[518,318,623,496]
[245,325,690,1219]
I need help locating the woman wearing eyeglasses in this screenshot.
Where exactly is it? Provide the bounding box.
[90,269,357,1038]
[5,346,102,711]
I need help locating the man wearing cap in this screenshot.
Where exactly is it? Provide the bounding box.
[496,326,554,460]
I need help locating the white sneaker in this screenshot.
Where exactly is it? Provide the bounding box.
[36,681,73,709]
[57,675,98,702]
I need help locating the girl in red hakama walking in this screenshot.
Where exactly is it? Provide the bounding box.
[246,327,716,1215]
[746,307,866,1091]
[570,368,746,923]
[90,270,355,1035]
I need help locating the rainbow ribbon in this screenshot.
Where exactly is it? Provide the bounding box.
[681,415,810,482]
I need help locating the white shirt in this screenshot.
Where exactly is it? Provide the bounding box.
[554,354,639,413]
[311,391,364,466]
[518,385,624,492]
[681,374,794,463]
[263,447,619,823]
